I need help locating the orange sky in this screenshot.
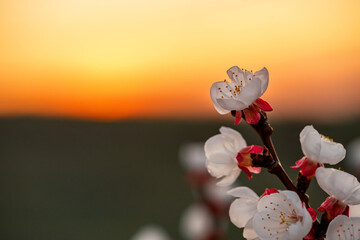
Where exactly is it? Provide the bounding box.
[0,0,359,121]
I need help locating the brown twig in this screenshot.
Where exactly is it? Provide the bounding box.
[296,172,312,194]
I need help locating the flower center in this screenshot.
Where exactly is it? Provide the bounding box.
[217,70,255,99]
[279,209,301,226]
[320,134,333,142]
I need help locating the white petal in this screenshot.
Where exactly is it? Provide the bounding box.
[216,168,241,187]
[204,134,231,158]
[204,127,246,186]
[206,152,234,165]
[349,204,360,217]
[326,215,360,240]
[227,186,259,200]
[279,190,302,212]
[347,187,360,205]
[315,167,360,204]
[229,198,258,228]
[287,221,310,240]
[254,67,269,96]
[206,160,234,178]
[257,193,288,212]
[318,139,346,164]
[219,126,247,150]
[234,77,262,108]
[210,81,231,114]
[253,209,289,239]
[287,205,313,240]
[217,98,249,111]
[243,218,260,240]
[300,125,322,162]
[227,66,245,85]
[300,125,346,164]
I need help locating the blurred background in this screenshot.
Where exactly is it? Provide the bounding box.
[0,0,359,239]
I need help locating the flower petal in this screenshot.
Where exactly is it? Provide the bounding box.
[217,98,249,111]
[227,66,245,85]
[315,167,360,204]
[287,218,312,240]
[236,78,263,108]
[219,126,247,150]
[243,219,259,240]
[206,160,234,178]
[204,133,231,158]
[206,152,234,165]
[254,191,312,240]
[318,139,346,165]
[349,204,360,217]
[279,190,302,211]
[300,125,322,162]
[254,67,269,96]
[253,209,289,239]
[216,168,241,186]
[326,215,360,240]
[229,198,258,228]
[210,81,231,114]
[227,186,259,200]
[300,125,346,164]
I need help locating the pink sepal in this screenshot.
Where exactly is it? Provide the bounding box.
[240,167,252,180]
[255,98,273,111]
[243,107,261,124]
[290,157,322,177]
[318,197,347,219]
[239,145,263,154]
[260,188,278,198]
[239,166,261,180]
[304,228,315,240]
[234,110,242,125]
[307,207,317,222]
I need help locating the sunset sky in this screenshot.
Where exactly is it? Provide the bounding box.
[1,0,359,121]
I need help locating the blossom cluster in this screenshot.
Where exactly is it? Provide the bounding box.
[205,66,360,240]
[131,66,359,240]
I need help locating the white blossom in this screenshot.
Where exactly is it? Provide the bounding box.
[315,167,360,205]
[325,215,360,240]
[204,126,246,186]
[300,125,346,165]
[210,66,269,114]
[228,187,260,240]
[252,191,312,240]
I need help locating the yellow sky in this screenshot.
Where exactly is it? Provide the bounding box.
[0,0,359,120]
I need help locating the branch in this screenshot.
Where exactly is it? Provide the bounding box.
[232,110,310,207]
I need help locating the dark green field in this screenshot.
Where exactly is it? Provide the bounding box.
[0,117,359,240]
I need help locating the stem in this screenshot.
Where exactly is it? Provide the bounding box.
[296,172,312,194]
